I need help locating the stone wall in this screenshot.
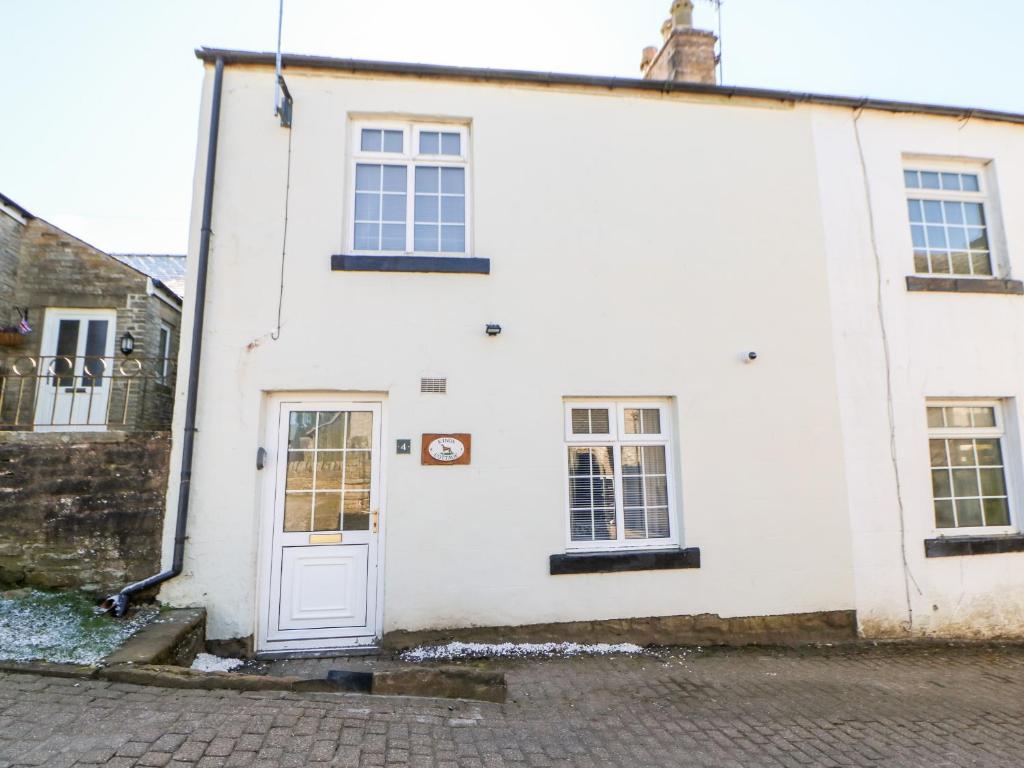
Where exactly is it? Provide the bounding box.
[0,210,24,329]
[0,431,170,594]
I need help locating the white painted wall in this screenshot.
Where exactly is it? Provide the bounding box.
[813,107,1024,638]
[161,63,855,641]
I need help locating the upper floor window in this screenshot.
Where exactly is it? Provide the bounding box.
[350,121,469,256]
[564,401,678,551]
[927,400,1014,533]
[905,166,993,277]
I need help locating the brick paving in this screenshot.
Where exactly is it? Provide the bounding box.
[1,644,1024,766]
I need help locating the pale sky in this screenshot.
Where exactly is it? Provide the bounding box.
[2,0,1021,254]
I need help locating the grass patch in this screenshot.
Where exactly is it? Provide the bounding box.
[0,588,157,665]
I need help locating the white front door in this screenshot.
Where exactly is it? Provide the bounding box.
[34,309,116,431]
[259,400,383,652]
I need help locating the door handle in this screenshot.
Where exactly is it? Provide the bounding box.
[371,509,379,534]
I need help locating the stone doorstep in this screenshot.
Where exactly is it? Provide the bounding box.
[103,607,207,667]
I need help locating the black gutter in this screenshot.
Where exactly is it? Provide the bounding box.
[196,47,1024,127]
[102,56,225,617]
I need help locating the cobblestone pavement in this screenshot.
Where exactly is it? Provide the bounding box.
[2,644,1024,767]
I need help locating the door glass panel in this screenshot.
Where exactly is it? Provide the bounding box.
[52,320,79,387]
[347,412,373,449]
[82,320,109,387]
[343,492,370,531]
[313,493,342,531]
[283,409,374,534]
[284,493,313,532]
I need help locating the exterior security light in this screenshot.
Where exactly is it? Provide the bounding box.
[120,331,135,356]
[485,324,502,337]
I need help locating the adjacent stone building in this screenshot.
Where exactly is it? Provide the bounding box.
[0,193,184,593]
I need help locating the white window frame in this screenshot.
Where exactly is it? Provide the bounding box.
[926,398,1019,537]
[158,321,172,384]
[903,158,1004,279]
[563,400,680,552]
[347,119,471,257]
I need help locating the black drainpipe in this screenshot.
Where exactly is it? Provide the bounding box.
[102,56,225,617]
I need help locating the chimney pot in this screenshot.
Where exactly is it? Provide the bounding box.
[640,46,658,73]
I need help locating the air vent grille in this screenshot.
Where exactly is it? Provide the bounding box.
[420,377,447,394]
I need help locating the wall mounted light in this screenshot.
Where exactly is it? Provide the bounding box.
[485,324,502,337]
[120,331,135,356]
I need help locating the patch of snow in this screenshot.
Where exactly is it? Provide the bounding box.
[401,641,648,662]
[0,589,157,665]
[190,652,244,672]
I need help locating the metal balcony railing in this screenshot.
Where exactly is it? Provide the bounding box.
[0,355,176,430]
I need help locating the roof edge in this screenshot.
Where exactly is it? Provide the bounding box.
[195,47,1024,127]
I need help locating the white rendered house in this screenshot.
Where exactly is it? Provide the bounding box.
[147,7,1024,653]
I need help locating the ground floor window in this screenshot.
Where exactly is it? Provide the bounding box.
[564,400,677,551]
[927,400,1015,533]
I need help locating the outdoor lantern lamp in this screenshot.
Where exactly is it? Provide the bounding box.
[120,331,135,356]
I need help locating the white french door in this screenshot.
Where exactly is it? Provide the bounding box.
[34,308,116,431]
[258,399,383,652]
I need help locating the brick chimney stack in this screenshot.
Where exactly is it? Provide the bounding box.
[641,0,718,85]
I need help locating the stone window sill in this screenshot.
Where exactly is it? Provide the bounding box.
[549,547,700,575]
[906,275,1023,295]
[332,254,490,274]
[924,534,1024,558]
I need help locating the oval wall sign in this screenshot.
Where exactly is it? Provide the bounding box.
[427,436,465,462]
[421,434,472,466]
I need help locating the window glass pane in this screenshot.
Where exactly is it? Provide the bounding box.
[964,203,985,226]
[940,173,961,191]
[943,201,964,225]
[979,467,1006,497]
[382,130,403,153]
[929,439,947,467]
[343,493,371,531]
[360,129,382,152]
[962,174,980,192]
[975,438,1002,466]
[441,132,461,155]
[907,200,922,223]
[441,167,465,194]
[381,194,407,222]
[951,252,971,275]
[925,226,946,248]
[440,196,465,224]
[315,455,342,490]
[382,166,407,193]
[951,468,979,497]
[971,407,996,427]
[345,451,371,491]
[904,170,919,188]
[414,224,439,252]
[571,408,609,435]
[645,476,668,506]
[441,225,465,252]
[381,224,406,251]
[972,253,992,275]
[948,438,975,464]
[288,411,317,448]
[621,446,641,475]
[355,164,381,191]
[913,252,929,273]
[82,320,109,387]
[622,476,644,507]
[415,167,439,193]
[921,171,941,189]
[592,510,616,540]
[927,408,945,428]
[956,498,983,527]
[910,226,926,248]
[624,508,646,539]
[931,469,951,498]
[647,508,670,538]
[968,228,988,250]
[354,223,379,251]
[419,132,440,155]
[642,446,667,474]
[947,228,967,250]
[934,499,955,528]
[984,498,1010,526]
[946,408,972,428]
[415,195,439,223]
[313,493,341,531]
[922,201,943,223]
[930,253,950,274]
[354,193,380,221]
